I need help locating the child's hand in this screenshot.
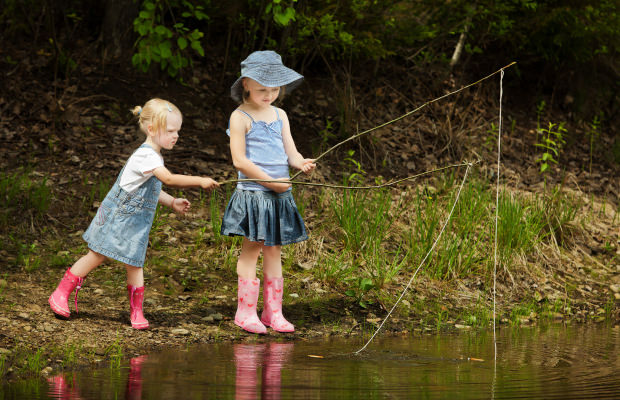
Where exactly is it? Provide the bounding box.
[172,198,191,214]
[268,177,292,193]
[301,158,316,174]
[200,177,220,191]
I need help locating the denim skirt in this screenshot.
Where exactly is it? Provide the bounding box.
[221,189,308,246]
[82,175,161,267]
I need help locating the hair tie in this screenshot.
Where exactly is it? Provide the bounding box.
[138,108,142,115]
[166,103,172,112]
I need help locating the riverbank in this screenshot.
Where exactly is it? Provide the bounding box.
[1,170,618,382]
[1,52,619,383]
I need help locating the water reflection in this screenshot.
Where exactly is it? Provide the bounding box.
[46,375,81,400]
[2,325,619,399]
[234,342,293,400]
[125,355,147,400]
[46,355,147,400]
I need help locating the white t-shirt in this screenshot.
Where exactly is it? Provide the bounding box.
[119,147,164,193]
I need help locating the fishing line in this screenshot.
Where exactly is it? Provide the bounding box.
[493,70,504,361]
[491,68,505,400]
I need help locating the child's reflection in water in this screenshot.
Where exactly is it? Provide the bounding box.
[47,344,293,399]
[46,355,147,399]
[235,342,294,400]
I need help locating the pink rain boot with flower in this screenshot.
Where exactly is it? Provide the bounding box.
[261,277,294,333]
[48,268,84,318]
[127,285,149,330]
[234,277,267,334]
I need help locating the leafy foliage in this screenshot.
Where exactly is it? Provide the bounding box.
[535,122,567,175]
[132,0,208,78]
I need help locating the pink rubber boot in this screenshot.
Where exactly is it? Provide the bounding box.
[48,268,84,318]
[127,285,149,330]
[234,278,267,334]
[261,277,294,333]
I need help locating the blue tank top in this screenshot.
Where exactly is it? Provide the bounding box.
[226,107,290,191]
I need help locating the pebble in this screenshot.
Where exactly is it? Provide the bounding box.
[28,304,42,312]
[178,295,191,301]
[0,348,12,355]
[18,312,30,320]
[455,324,471,330]
[610,284,620,293]
[94,289,104,295]
[171,328,190,336]
[551,312,564,320]
[289,293,299,298]
[202,316,214,323]
[41,367,53,375]
[210,313,223,321]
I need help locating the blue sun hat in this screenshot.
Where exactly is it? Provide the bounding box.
[230,50,303,102]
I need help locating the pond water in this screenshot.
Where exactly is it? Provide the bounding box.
[2,324,619,399]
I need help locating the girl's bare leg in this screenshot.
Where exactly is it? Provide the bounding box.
[69,250,105,278]
[237,238,262,280]
[262,245,282,279]
[125,265,144,287]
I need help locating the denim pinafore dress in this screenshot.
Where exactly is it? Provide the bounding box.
[82,144,162,267]
[220,107,308,246]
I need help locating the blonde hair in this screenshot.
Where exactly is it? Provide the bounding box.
[131,98,182,135]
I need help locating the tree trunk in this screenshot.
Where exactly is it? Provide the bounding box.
[450,22,469,69]
[101,0,139,60]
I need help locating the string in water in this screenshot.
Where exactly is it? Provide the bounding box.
[493,70,504,361]
[491,68,505,400]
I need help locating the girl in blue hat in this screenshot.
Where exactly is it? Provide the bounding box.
[222,50,316,334]
[49,98,219,329]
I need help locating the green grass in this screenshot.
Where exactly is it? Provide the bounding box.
[0,170,52,225]
[85,176,112,209]
[0,354,6,379]
[25,348,45,374]
[105,335,124,369]
[301,171,581,313]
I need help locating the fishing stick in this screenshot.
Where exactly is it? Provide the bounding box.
[221,61,515,187]
[288,61,517,181]
[220,162,478,189]
[353,65,511,355]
